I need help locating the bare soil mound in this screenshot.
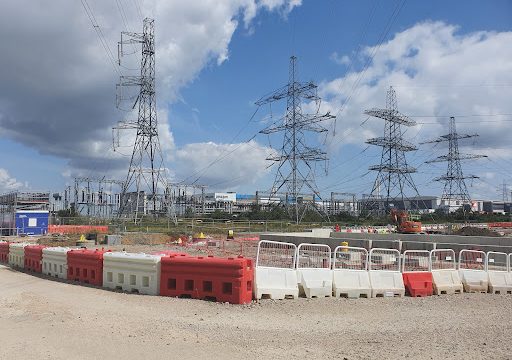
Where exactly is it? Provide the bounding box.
[455,226,502,237]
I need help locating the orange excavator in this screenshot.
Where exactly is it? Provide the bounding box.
[390,209,422,234]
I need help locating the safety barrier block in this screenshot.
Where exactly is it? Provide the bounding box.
[458,250,488,293]
[402,250,433,297]
[369,272,405,298]
[42,247,73,279]
[333,270,371,298]
[486,251,512,294]
[24,245,47,273]
[369,248,405,298]
[254,267,299,300]
[488,272,512,295]
[67,248,109,286]
[296,243,332,298]
[103,252,162,295]
[8,243,30,269]
[430,249,463,295]
[254,240,299,300]
[332,246,371,299]
[431,270,463,295]
[160,254,254,304]
[402,273,433,297]
[0,241,9,263]
[459,270,489,293]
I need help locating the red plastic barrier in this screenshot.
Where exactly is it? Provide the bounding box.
[402,272,433,297]
[48,225,109,234]
[160,255,254,304]
[24,245,47,273]
[0,242,9,263]
[488,222,512,229]
[67,248,109,286]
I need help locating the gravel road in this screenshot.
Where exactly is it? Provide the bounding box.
[1,264,511,360]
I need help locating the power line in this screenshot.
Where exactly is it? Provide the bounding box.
[80,0,121,76]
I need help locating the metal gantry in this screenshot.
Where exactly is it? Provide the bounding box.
[73,177,124,218]
[364,86,420,215]
[256,56,335,223]
[422,116,487,213]
[113,18,173,223]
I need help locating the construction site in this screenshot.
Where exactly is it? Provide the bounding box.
[1,1,512,359]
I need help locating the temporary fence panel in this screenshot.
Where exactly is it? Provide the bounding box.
[24,245,46,273]
[67,248,109,286]
[42,247,73,279]
[368,248,404,298]
[486,251,512,294]
[160,254,254,304]
[103,252,162,295]
[458,250,488,293]
[430,249,463,295]
[254,240,298,300]
[332,246,371,298]
[295,243,332,298]
[8,243,30,269]
[0,241,9,263]
[402,250,433,297]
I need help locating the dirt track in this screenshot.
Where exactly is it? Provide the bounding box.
[1,264,511,360]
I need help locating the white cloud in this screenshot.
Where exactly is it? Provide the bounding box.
[174,140,273,190]
[0,0,300,182]
[330,52,351,66]
[321,21,512,155]
[0,168,24,192]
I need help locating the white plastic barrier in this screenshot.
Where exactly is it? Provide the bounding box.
[486,251,512,294]
[332,246,371,298]
[429,249,463,295]
[42,247,73,279]
[8,243,30,269]
[254,240,299,300]
[458,250,488,293]
[368,248,404,298]
[295,243,332,298]
[103,252,162,295]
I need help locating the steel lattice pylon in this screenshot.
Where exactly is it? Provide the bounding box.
[113,18,175,223]
[421,116,487,213]
[364,86,420,215]
[256,56,335,223]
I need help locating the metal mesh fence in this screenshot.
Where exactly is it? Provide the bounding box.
[402,250,430,272]
[369,248,400,272]
[430,249,456,271]
[486,251,508,272]
[459,250,486,271]
[256,240,297,269]
[296,243,331,269]
[333,246,368,271]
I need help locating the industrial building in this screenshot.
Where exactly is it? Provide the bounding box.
[0,191,50,235]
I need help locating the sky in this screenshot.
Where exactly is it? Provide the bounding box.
[0,0,511,201]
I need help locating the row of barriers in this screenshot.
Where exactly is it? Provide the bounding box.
[254,241,512,299]
[1,239,511,303]
[0,241,254,304]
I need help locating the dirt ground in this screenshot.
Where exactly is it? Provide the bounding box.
[1,265,511,360]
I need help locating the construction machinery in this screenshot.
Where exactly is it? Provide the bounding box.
[390,209,422,234]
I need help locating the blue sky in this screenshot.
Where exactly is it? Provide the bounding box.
[0,0,511,200]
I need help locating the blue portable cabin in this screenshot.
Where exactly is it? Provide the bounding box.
[15,210,49,235]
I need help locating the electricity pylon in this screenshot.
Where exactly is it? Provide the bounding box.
[364,86,420,216]
[422,116,487,213]
[256,56,335,223]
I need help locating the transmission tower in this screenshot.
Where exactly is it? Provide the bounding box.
[497,180,509,202]
[255,56,335,223]
[421,116,487,213]
[113,18,175,223]
[364,86,420,216]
